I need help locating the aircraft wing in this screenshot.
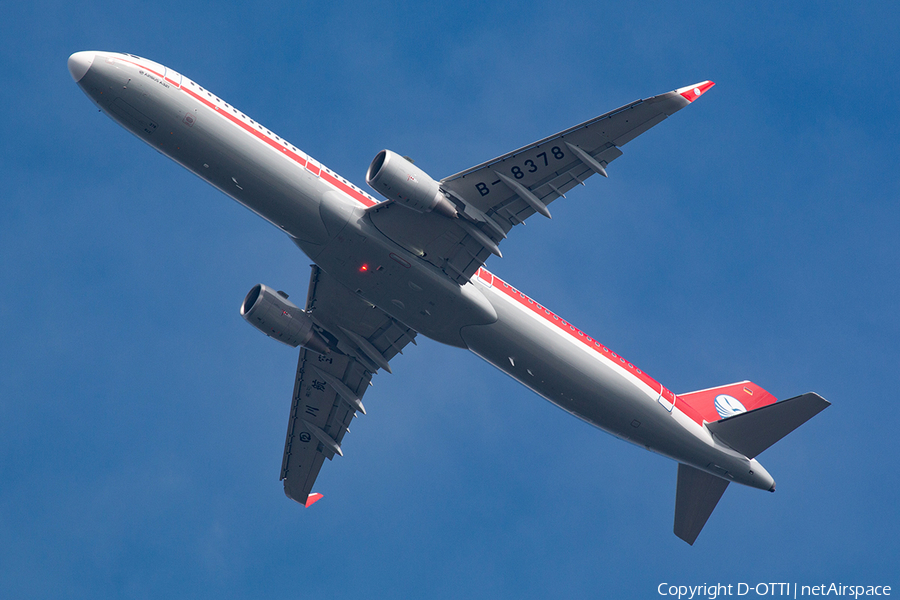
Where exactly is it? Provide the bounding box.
[366,82,714,285]
[280,265,417,505]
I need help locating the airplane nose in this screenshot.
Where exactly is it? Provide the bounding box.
[68,51,95,82]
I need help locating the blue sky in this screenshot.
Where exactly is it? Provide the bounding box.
[2,1,898,598]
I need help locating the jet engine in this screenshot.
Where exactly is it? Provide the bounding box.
[366,149,458,218]
[240,284,329,354]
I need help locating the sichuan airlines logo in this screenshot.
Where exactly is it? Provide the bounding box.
[714,394,747,419]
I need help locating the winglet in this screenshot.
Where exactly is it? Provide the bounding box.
[305,492,324,507]
[676,81,715,103]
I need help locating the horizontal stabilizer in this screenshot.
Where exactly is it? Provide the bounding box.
[706,392,830,459]
[674,463,730,545]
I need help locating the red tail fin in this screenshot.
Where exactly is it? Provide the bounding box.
[679,381,776,423]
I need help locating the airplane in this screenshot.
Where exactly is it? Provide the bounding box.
[68,50,829,544]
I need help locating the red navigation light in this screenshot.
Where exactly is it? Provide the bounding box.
[359,264,368,272]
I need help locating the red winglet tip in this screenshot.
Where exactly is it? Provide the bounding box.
[678,80,715,102]
[305,492,323,507]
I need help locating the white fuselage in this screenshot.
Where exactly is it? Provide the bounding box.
[70,51,774,491]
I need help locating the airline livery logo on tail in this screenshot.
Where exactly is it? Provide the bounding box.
[714,394,747,419]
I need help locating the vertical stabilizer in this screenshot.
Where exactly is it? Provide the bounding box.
[674,391,830,544]
[679,381,777,424]
[674,464,730,545]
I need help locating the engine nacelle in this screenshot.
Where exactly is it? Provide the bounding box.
[240,284,329,354]
[366,149,457,218]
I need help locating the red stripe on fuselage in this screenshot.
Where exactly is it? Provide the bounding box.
[320,170,377,207]
[115,55,704,427]
[114,56,378,209]
[476,267,705,425]
[115,57,165,80]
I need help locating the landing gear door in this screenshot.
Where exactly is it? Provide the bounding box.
[164,66,182,88]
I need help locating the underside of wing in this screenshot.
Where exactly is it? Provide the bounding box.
[441,81,715,222]
[367,202,494,285]
[365,82,713,285]
[279,265,417,505]
[280,347,368,504]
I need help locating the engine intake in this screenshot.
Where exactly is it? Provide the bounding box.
[240,284,329,354]
[366,150,457,218]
